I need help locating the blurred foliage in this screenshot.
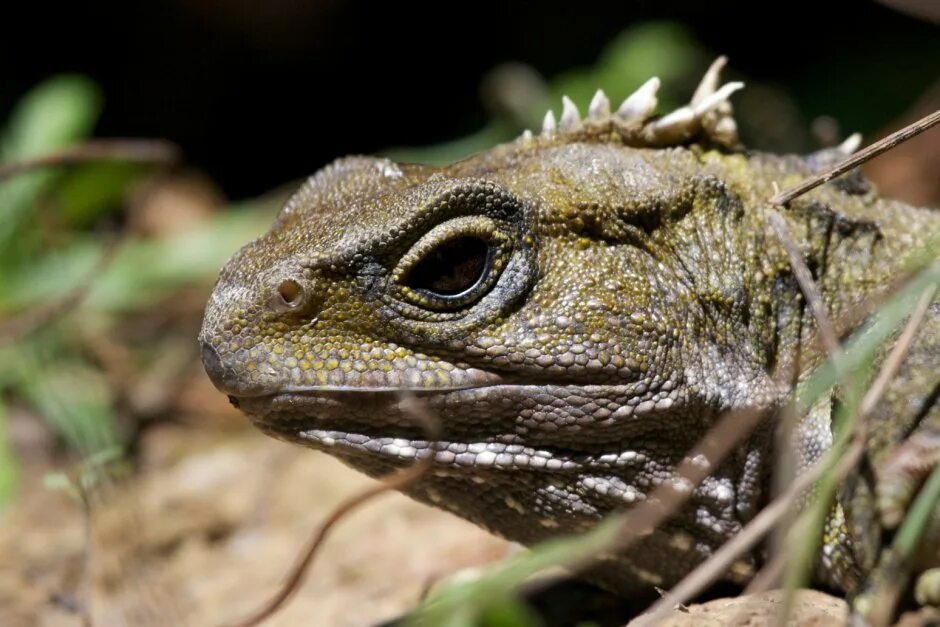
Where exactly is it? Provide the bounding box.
[0,77,279,506]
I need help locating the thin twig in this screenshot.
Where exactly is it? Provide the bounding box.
[769,109,940,207]
[634,439,864,627]
[634,284,934,625]
[763,194,862,625]
[0,139,179,182]
[766,209,843,361]
[223,394,440,627]
[608,406,766,553]
[518,404,770,598]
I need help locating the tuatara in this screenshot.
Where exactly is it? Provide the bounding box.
[199,58,940,615]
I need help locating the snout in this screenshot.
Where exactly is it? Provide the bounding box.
[200,340,236,394]
[198,333,280,397]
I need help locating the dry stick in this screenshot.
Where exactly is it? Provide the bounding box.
[766,210,843,362]
[514,404,770,599]
[634,284,935,626]
[0,138,179,182]
[768,108,940,207]
[763,208,858,627]
[223,395,440,627]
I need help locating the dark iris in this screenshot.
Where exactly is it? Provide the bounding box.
[406,236,490,296]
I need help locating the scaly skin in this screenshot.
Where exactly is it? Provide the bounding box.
[199,81,939,608]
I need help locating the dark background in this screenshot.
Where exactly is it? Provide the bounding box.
[2,0,937,199]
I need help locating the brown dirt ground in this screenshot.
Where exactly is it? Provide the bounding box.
[0,423,515,626]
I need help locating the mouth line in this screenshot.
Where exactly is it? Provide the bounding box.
[293,427,648,472]
[226,383,494,401]
[279,383,481,395]
[232,377,647,400]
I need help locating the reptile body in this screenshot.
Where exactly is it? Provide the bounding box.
[199,61,940,610]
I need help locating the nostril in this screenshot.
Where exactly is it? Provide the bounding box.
[276,279,304,308]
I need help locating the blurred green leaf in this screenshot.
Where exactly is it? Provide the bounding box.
[549,22,699,122]
[16,354,119,458]
[42,471,81,501]
[384,123,515,167]
[0,200,279,314]
[409,515,623,625]
[479,599,543,627]
[54,161,144,227]
[0,75,101,259]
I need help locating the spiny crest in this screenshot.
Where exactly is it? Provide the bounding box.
[524,56,745,150]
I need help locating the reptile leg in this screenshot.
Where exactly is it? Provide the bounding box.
[876,426,940,529]
[850,423,940,624]
[851,548,910,625]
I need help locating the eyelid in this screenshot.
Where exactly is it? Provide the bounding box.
[391,215,511,312]
[391,216,502,284]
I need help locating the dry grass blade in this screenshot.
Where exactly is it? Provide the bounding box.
[769,108,940,207]
[766,209,842,360]
[634,440,862,627]
[221,393,441,627]
[765,203,852,625]
[606,406,766,554]
[0,138,180,182]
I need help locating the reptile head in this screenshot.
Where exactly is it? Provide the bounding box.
[200,65,784,593]
[200,154,540,398]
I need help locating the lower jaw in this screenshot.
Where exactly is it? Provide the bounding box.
[284,426,651,476]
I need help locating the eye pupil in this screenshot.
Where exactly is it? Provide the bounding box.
[277,279,303,306]
[406,236,489,296]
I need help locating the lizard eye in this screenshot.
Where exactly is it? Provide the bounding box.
[392,216,510,312]
[405,236,490,297]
